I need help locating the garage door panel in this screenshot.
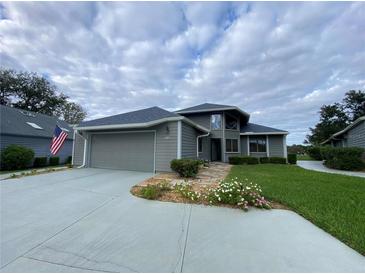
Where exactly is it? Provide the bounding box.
[90,132,154,172]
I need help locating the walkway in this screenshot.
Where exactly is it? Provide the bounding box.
[297,160,365,178]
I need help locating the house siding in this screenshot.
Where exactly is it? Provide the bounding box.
[73,133,85,166]
[198,136,211,160]
[181,122,198,159]
[73,121,178,172]
[347,121,365,148]
[240,136,248,156]
[268,135,285,157]
[224,130,241,162]
[1,134,73,164]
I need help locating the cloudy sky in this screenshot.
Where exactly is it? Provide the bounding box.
[1,2,364,144]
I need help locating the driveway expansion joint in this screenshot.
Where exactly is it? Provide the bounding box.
[179,205,192,273]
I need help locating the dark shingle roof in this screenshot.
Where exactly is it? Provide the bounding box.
[176,103,238,113]
[78,106,181,127]
[0,105,73,139]
[240,123,287,134]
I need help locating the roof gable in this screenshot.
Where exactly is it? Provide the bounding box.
[240,123,288,134]
[176,103,237,113]
[0,105,73,139]
[78,106,181,127]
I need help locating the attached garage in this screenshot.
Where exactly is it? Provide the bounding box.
[90,131,155,172]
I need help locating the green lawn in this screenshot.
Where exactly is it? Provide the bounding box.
[296,154,314,160]
[228,164,365,255]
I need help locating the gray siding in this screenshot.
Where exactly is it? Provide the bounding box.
[224,130,240,162]
[198,136,211,161]
[347,121,365,148]
[268,135,285,157]
[181,122,198,159]
[183,113,211,129]
[1,134,72,164]
[240,136,248,156]
[73,121,178,172]
[73,133,85,166]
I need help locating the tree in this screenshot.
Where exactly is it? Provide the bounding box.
[0,68,86,122]
[56,101,87,124]
[343,90,365,121]
[305,103,349,145]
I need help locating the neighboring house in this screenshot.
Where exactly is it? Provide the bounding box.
[73,103,288,172]
[321,116,365,149]
[0,105,74,163]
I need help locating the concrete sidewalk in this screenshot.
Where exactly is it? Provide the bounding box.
[297,160,365,178]
[1,168,364,272]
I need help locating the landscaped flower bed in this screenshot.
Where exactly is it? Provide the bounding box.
[131,177,272,211]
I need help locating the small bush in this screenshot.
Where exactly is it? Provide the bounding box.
[288,154,297,164]
[260,157,270,164]
[66,156,72,164]
[49,157,60,166]
[321,147,365,171]
[229,156,259,165]
[170,159,200,178]
[307,146,322,160]
[33,157,48,168]
[1,145,34,170]
[269,157,287,164]
[139,184,162,200]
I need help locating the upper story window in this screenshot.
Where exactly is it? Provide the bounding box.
[249,136,266,152]
[211,114,222,130]
[26,122,43,130]
[225,114,238,130]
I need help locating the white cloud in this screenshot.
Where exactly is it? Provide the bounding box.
[0,2,364,144]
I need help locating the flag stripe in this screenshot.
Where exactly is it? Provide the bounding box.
[50,125,68,155]
[51,133,67,154]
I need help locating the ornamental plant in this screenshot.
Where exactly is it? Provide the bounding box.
[207,178,271,211]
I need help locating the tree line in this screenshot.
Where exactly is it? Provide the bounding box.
[0,68,86,124]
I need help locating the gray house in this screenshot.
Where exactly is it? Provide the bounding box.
[0,105,73,163]
[73,103,288,172]
[322,116,365,149]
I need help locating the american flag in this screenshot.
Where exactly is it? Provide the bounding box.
[50,125,68,155]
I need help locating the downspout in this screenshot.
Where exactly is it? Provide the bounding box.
[196,132,210,158]
[75,130,88,169]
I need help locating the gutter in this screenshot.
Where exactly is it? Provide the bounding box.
[74,130,88,169]
[196,132,210,158]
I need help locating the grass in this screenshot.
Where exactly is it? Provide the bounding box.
[227,164,365,255]
[296,154,314,160]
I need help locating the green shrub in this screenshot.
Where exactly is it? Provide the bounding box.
[33,157,48,168]
[321,147,365,171]
[229,156,259,165]
[49,157,60,166]
[66,156,72,164]
[139,184,162,200]
[269,157,287,164]
[170,159,200,178]
[260,157,270,164]
[1,145,34,170]
[307,146,322,160]
[288,154,297,164]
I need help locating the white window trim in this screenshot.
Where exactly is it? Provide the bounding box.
[177,121,182,159]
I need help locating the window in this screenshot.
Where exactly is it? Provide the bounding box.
[211,114,222,129]
[226,139,238,152]
[198,138,203,153]
[249,136,266,152]
[225,114,238,130]
[26,122,43,130]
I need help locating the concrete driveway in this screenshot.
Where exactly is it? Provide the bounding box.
[1,168,364,272]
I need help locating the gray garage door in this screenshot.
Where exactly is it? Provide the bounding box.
[90,132,155,172]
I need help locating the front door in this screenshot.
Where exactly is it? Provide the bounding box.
[211,138,222,161]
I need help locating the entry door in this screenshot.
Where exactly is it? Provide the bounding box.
[211,139,222,161]
[90,132,155,172]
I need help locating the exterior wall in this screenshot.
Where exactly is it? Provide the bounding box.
[268,135,285,157]
[224,129,241,162]
[240,136,248,156]
[73,121,178,172]
[1,134,73,164]
[181,122,199,159]
[198,136,211,161]
[347,121,365,148]
[73,133,85,166]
